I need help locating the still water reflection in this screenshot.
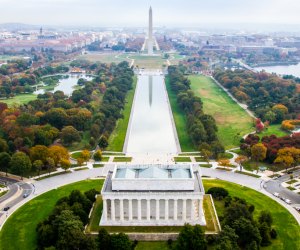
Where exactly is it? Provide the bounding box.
[126,74,178,154]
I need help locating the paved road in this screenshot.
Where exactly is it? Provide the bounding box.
[1,164,299,229]
[264,169,300,205]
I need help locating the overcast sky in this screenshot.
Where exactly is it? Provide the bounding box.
[0,0,300,28]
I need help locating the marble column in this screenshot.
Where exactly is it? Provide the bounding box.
[156,199,160,220]
[103,199,107,221]
[174,199,177,220]
[111,199,115,221]
[165,199,169,220]
[120,199,124,221]
[138,199,142,221]
[129,199,133,221]
[147,199,151,220]
[191,199,195,221]
[183,199,186,220]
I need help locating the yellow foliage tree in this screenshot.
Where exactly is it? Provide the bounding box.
[251,143,267,170]
[48,145,69,167]
[81,149,91,163]
[275,147,300,171]
[218,159,231,170]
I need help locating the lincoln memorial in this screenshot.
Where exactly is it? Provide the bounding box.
[100,165,206,226]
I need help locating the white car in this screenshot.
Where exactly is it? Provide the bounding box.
[285,199,292,205]
[273,192,280,197]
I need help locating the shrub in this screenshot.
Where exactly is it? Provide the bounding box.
[207,187,229,200]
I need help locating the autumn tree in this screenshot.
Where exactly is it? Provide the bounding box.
[275,147,300,171]
[235,155,248,171]
[61,159,71,172]
[77,158,85,166]
[81,150,91,163]
[251,143,267,170]
[46,157,55,175]
[218,159,231,170]
[201,149,212,163]
[30,145,49,164]
[48,145,69,167]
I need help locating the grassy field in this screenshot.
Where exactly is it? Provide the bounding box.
[107,76,137,151]
[203,179,300,250]
[0,94,37,107]
[113,157,132,162]
[189,75,254,149]
[78,52,126,64]
[258,124,288,138]
[165,77,196,152]
[0,179,103,250]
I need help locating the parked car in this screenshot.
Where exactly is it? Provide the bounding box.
[3,206,10,211]
[23,193,29,198]
[285,199,292,205]
[294,207,300,212]
[273,192,280,197]
[287,170,293,174]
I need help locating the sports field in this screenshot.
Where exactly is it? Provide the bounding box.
[189,75,254,149]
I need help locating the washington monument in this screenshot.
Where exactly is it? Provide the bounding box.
[142,6,160,55]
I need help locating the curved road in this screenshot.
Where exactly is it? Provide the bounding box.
[0,164,299,230]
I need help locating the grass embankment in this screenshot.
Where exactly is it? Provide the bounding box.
[0,94,37,107]
[203,179,300,250]
[189,75,253,149]
[165,77,196,152]
[107,76,137,152]
[0,180,103,250]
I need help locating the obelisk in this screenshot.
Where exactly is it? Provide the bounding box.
[148,6,153,55]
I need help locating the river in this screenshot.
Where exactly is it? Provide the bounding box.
[35,74,93,96]
[125,72,179,154]
[255,63,300,78]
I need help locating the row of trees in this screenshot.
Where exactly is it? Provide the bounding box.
[213,69,299,123]
[168,65,224,156]
[0,143,70,178]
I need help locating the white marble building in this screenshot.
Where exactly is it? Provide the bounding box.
[100,165,206,226]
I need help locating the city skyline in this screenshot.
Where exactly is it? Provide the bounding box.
[0,0,300,30]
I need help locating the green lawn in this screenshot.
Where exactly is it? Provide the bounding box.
[0,94,37,107]
[189,75,254,149]
[203,179,300,250]
[107,76,137,151]
[165,77,196,151]
[135,242,170,250]
[67,131,91,152]
[258,124,288,138]
[174,156,192,162]
[0,179,103,250]
[113,157,132,162]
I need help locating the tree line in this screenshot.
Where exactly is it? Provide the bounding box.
[168,65,224,157]
[0,61,134,177]
[213,69,299,124]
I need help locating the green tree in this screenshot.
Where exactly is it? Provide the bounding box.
[98,135,109,149]
[32,160,43,176]
[98,228,111,250]
[258,211,273,227]
[0,152,11,176]
[93,150,102,161]
[110,233,132,250]
[46,157,55,175]
[10,152,32,179]
[259,222,272,246]
[0,138,9,153]
[61,126,81,146]
[175,224,207,250]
